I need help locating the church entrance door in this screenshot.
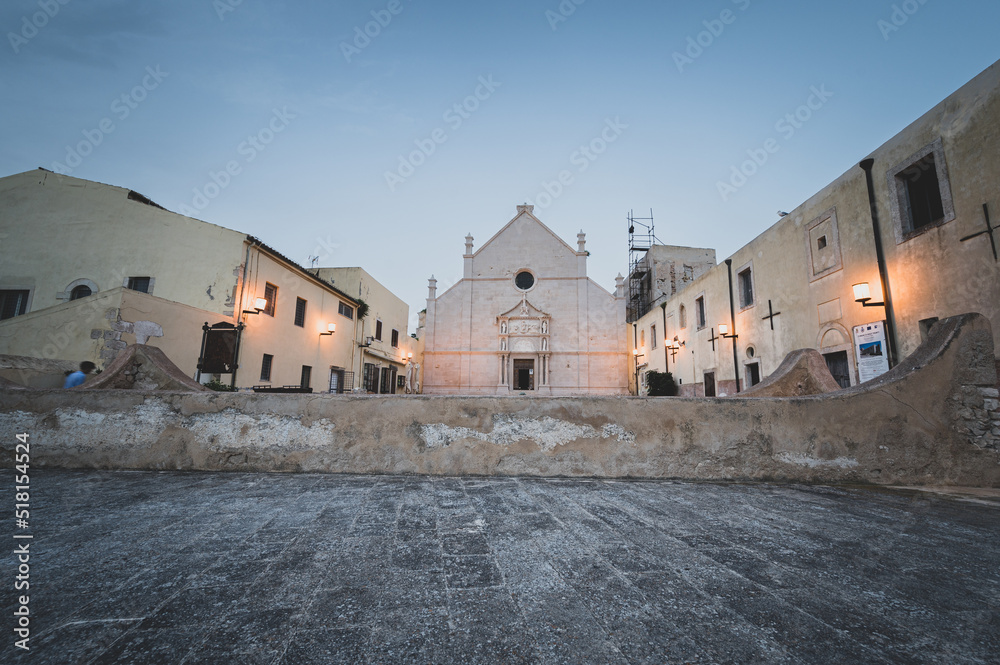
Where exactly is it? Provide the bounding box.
[513,359,534,391]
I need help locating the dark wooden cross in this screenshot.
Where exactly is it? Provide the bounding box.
[761,299,782,330]
[707,327,719,352]
[960,203,998,261]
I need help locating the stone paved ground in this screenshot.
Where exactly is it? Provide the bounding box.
[1,471,998,664]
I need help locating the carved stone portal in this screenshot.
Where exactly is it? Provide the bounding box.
[497,296,551,393]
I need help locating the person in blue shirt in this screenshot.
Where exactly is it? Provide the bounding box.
[63,361,96,388]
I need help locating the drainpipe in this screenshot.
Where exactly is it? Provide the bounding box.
[725,259,741,393]
[632,323,639,395]
[660,302,669,373]
[859,158,898,367]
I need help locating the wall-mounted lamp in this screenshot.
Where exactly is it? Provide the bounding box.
[242,297,267,315]
[319,322,336,337]
[852,282,885,307]
[719,324,738,339]
[403,352,413,363]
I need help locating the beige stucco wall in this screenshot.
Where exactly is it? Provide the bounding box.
[312,266,416,392]
[235,248,357,390]
[423,207,628,395]
[634,58,1000,396]
[0,170,246,316]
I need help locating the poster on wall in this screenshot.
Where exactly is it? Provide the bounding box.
[853,321,890,383]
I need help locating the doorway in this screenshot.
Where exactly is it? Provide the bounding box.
[704,371,716,397]
[513,359,534,391]
[823,351,851,389]
[745,362,761,387]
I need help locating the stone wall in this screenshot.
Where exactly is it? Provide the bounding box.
[1,314,998,486]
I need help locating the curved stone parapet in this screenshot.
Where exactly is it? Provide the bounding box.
[738,348,842,397]
[0,314,997,486]
[81,344,209,392]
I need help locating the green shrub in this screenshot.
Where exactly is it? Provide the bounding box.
[646,371,678,396]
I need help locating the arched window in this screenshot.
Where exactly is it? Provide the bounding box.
[70,285,92,300]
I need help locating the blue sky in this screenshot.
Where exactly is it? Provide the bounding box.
[3,0,999,332]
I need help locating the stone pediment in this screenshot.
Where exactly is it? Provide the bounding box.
[498,297,549,320]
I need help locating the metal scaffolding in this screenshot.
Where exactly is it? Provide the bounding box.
[627,209,659,323]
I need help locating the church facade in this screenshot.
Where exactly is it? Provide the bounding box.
[421,206,629,395]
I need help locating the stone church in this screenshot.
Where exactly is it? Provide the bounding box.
[421,205,629,395]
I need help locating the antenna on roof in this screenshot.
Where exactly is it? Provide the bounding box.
[308,255,319,268]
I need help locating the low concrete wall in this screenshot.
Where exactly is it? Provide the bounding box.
[1,314,998,486]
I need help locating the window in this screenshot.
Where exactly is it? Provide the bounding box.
[0,290,29,320]
[260,354,273,381]
[126,277,150,293]
[695,296,706,329]
[738,267,754,309]
[640,329,645,348]
[294,297,307,327]
[70,285,92,300]
[650,325,657,349]
[263,283,277,317]
[679,304,687,329]
[338,301,354,319]
[817,235,828,250]
[900,154,944,230]
[363,363,378,393]
[391,329,399,348]
[375,319,383,341]
[888,138,955,241]
[515,270,534,290]
[807,209,843,282]
[300,365,312,389]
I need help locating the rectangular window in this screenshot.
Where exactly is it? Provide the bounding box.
[375,319,383,341]
[0,290,29,320]
[900,154,945,231]
[338,301,354,319]
[363,363,378,393]
[695,296,706,329]
[294,297,307,327]
[300,365,312,389]
[126,277,150,293]
[391,329,399,348]
[888,139,955,241]
[260,354,273,382]
[738,268,754,309]
[263,283,277,317]
[650,325,657,349]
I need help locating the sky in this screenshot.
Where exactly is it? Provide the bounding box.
[3,0,999,334]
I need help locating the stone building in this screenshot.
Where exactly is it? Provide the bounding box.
[311,267,417,394]
[631,59,1000,396]
[0,170,398,391]
[421,206,629,395]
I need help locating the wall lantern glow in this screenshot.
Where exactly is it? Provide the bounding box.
[319,322,336,337]
[719,324,738,339]
[852,282,885,307]
[243,297,267,315]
